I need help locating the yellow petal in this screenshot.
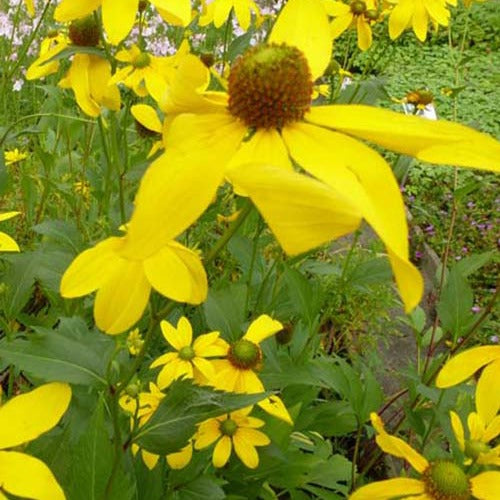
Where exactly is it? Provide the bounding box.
[228,164,361,255]
[468,412,485,442]
[436,346,500,388]
[67,54,100,117]
[194,419,221,449]
[0,451,65,500]
[141,449,159,470]
[307,105,500,172]
[150,352,177,369]
[356,16,372,51]
[470,471,500,499]
[233,0,254,30]
[350,478,425,500]
[166,442,193,469]
[213,0,234,27]
[258,396,293,425]
[143,242,207,304]
[213,436,232,467]
[237,427,270,446]
[233,433,260,468]
[424,0,450,26]
[154,0,192,26]
[388,0,413,39]
[413,0,429,42]
[94,259,151,334]
[269,0,332,80]
[156,360,180,389]
[54,0,101,22]
[476,359,500,426]
[102,0,138,45]
[483,415,500,444]
[193,332,228,356]
[449,411,465,451]
[244,315,283,344]
[0,383,71,449]
[330,12,353,40]
[0,232,19,252]
[192,357,216,381]
[176,317,193,348]
[160,320,187,351]
[0,211,20,223]
[371,413,429,473]
[284,121,423,312]
[131,104,163,133]
[60,237,124,298]
[88,56,121,111]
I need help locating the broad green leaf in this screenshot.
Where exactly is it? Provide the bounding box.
[41,45,106,66]
[455,251,497,278]
[171,477,225,500]
[284,266,322,324]
[0,317,113,386]
[135,379,268,455]
[349,257,392,288]
[33,219,83,253]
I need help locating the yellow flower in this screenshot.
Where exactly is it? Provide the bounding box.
[130,0,500,315]
[150,316,227,389]
[0,211,20,252]
[388,0,457,42]
[199,0,262,31]
[194,406,270,468]
[54,0,192,45]
[26,33,69,81]
[0,382,71,500]
[131,104,164,157]
[24,0,35,16]
[324,0,380,50]
[127,328,144,355]
[4,148,27,166]
[60,235,207,335]
[350,412,500,499]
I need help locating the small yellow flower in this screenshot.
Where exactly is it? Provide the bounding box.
[199,0,262,31]
[127,328,144,356]
[194,406,270,468]
[26,33,69,81]
[350,412,500,499]
[0,382,71,500]
[24,0,35,16]
[73,180,91,203]
[0,211,21,253]
[150,316,227,389]
[4,148,27,166]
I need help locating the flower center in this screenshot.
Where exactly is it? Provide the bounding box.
[134,52,151,69]
[227,42,313,130]
[464,439,490,460]
[228,339,261,369]
[364,9,379,21]
[350,0,367,15]
[220,418,238,436]
[423,461,471,500]
[68,15,100,47]
[178,345,196,361]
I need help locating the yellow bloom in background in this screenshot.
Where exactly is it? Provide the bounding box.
[388,0,457,42]
[150,316,227,389]
[130,0,500,315]
[127,328,145,355]
[131,104,164,157]
[26,33,69,81]
[199,0,262,31]
[350,412,500,499]
[194,406,270,468]
[4,148,27,166]
[324,0,380,50]
[24,0,35,16]
[0,211,21,252]
[54,0,192,45]
[0,382,71,500]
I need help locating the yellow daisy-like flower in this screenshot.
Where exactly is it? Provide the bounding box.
[324,0,380,50]
[350,412,500,499]
[24,0,35,16]
[199,0,262,31]
[4,148,27,166]
[26,33,69,81]
[0,211,21,252]
[129,0,499,315]
[0,382,71,500]
[388,0,457,42]
[127,328,144,355]
[54,0,192,45]
[150,316,227,389]
[194,406,270,469]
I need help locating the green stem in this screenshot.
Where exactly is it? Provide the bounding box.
[351,421,363,491]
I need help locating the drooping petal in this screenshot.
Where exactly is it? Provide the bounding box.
[476,359,500,425]
[284,121,423,312]
[424,0,450,26]
[237,427,270,446]
[0,211,20,222]
[88,56,121,111]
[228,164,361,255]
[0,383,71,449]
[467,412,485,442]
[60,237,124,298]
[483,416,500,444]
[131,104,163,133]
[94,259,151,334]
[0,451,65,500]
[330,12,353,40]
[153,0,192,26]
[233,433,260,468]
[150,352,177,369]
[102,0,139,44]
[54,0,101,22]
[141,449,160,470]
[213,0,234,27]
[356,16,372,51]
[155,360,180,389]
[234,0,252,30]
[371,413,429,473]
[449,411,465,451]
[238,369,266,394]
[307,105,500,172]
[436,346,500,388]
[67,54,100,117]
[470,471,500,499]
[269,0,332,80]
[213,436,232,467]
[413,0,429,42]
[143,242,207,304]
[193,331,227,356]
[194,419,221,449]
[258,396,293,425]
[0,232,19,252]
[388,0,414,39]
[350,478,426,500]
[166,442,193,469]
[192,357,216,381]
[245,315,283,344]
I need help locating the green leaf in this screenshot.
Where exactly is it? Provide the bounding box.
[33,219,83,253]
[42,45,106,66]
[455,251,497,278]
[171,477,226,500]
[284,266,321,324]
[135,379,268,455]
[0,148,11,195]
[0,317,113,386]
[348,257,392,288]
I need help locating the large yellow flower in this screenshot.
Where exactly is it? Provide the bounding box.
[150,316,227,389]
[388,0,457,42]
[194,406,270,469]
[0,212,20,252]
[0,382,71,500]
[54,0,192,45]
[128,0,500,314]
[350,412,500,499]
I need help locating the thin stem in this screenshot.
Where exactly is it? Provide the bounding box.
[351,421,363,491]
